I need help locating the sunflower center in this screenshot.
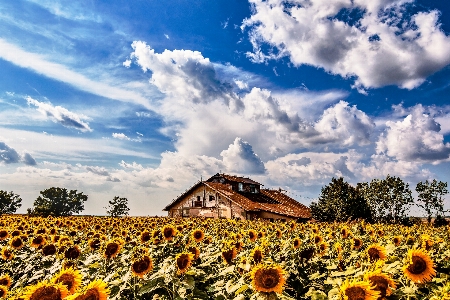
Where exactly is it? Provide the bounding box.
[0,231,7,238]
[12,238,23,248]
[83,288,100,300]
[33,236,43,245]
[345,286,366,300]
[43,244,57,256]
[141,232,150,242]
[407,256,427,274]
[0,278,9,286]
[257,269,280,289]
[369,275,389,297]
[105,243,119,257]
[177,254,190,270]
[65,246,81,260]
[163,228,175,239]
[30,286,62,300]
[56,273,75,291]
[0,288,4,297]
[222,248,236,264]
[194,231,203,240]
[354,239,361,247]
[132,256,151,273]
[368,248,380,260]
[253,250,263,264]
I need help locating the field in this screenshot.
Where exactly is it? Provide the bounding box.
[0,215,449,299]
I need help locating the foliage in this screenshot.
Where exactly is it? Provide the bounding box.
[105,196,130,217]
[0,190,22,215]
[27,187,88,217]
[310,177,371,222]
[358,175,414,224]
[415,179,448,224]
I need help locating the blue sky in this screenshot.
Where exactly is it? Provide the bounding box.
[1,0,450,216]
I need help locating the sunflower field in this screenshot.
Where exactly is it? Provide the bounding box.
[0,215,449,300]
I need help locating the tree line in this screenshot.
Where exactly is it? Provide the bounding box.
[0,187,130,217]
[310,175,448,226]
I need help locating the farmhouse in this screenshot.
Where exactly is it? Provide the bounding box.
[163,173,311,221]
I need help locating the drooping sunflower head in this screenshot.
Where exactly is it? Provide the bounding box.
[131,255,153,278]
[191,229,205,243]
[52,267,83,295]
[65,279,110,300]
[421,234,433,251]
[175,252,195,275]
[23,281,69,300]
[102,239,123,259]
[318,242,328,255]
[0,274,11,288]
[366,244,387,262]
[364,270,396,299]
[162,225,177,241]
[402,249,436,283]
[341,226,350,239]
[339,279,380,300]
[88,238,101,251]
[250,263,286,294]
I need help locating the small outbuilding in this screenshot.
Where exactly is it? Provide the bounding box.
[163,173,311,221]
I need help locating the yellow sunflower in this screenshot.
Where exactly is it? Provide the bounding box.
[0,285,7,299]
[30,235,46,248]
[339,279,380,300]
[0,230,9,241]
[9,236,24,250]
[162,225,177,241]
[248,229,257,242]
[103,239,123,259]
[139,231,151,243]
[392,236,402,247]
[191,229,205,243]
[42,244,58,256]
[366,244,387,262]
[131,255,153,278]
[292,238,301,249]
[23,281,68,300]
[65,279,109,300]
[364,270,396,299]
[313,234,323,245]
[402,249,436,283]
[1,247,13,261]
[0,274,11,288]
[250,263,286,294]
[64,245,82,260]
[188,246,200,260]
[250,246,264,264]
[176,252,195,275]
[352,237,363,251]
[52,267,83,295]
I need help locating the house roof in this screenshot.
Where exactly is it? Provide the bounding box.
[164,179,311,219]
[207,173,262,185]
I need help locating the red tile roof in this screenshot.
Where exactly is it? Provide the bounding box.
[208,173,262,185]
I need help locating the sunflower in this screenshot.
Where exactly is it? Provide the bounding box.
[140,231,151,243]
[341,226,350,239]
[0,230,9,241]
[421,235,433,251]
[248,229,257,242]
[0,286,7,299]
[392,236,402,247]
[131,255,153,278]
[364,270,396,299]
[313,234,323,245]
[352,237,363,251]
[235,241,244,252]
[23,281,68,300]
[88,238,101,251]
[300,247,315,261]
[1,247,13,261]
[318,242,328,256]
[52,267,83,295]
[0,274,11,288]
[162,225,177,241]
[366,244,386,262]
[250,263,286,294]
[402,249,436,283]
[42,244,58,256]
[275,229,282,239]
[191,229,205,243]
[65,279,109,300]
[103,239,123,259]
[9,236,24,250]
[339,279,380,300]
[188,246,200,260]
[292,238,301,249]
[64,245,81,260]
[251,246,264,264]
[222,246,237,265]
[175,252,195,275]
[30,235,46,248]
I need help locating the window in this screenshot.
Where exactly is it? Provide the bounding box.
[197,196,201,201]
[238,183,243,191]
[250,184,256,193]
[209,195,215,201]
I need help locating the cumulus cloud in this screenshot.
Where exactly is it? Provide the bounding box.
[242,0,450,90]
[0,141,37,166]
[26,96,92,132]
[220,137,266,174]
[377,104,450,163]
[112,133,130,140]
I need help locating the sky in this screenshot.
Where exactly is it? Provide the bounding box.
[1,0,450,216]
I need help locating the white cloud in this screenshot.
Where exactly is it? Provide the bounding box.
[0,141,37,166]
[377,104,450,163]
[242,0,450,89]
[26,96,92,132]
[112,133,130,140]
[0,39,151,108]
[220,137,266,174]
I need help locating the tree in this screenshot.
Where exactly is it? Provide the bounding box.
[358,175,413,223]
[310,177,372,222]
[0,190,22,215]
[416,179,448,224]
[27,187,88,217]
[105,196,130,217]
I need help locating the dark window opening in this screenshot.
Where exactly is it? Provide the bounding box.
[209,195,215,201]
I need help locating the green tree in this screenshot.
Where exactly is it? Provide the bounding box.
[105,196,130,217]
[0,190,22,215]
[358,175,413,223]
[416,179,448,224]
[27,187,88,217]
[310,177,371,222]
